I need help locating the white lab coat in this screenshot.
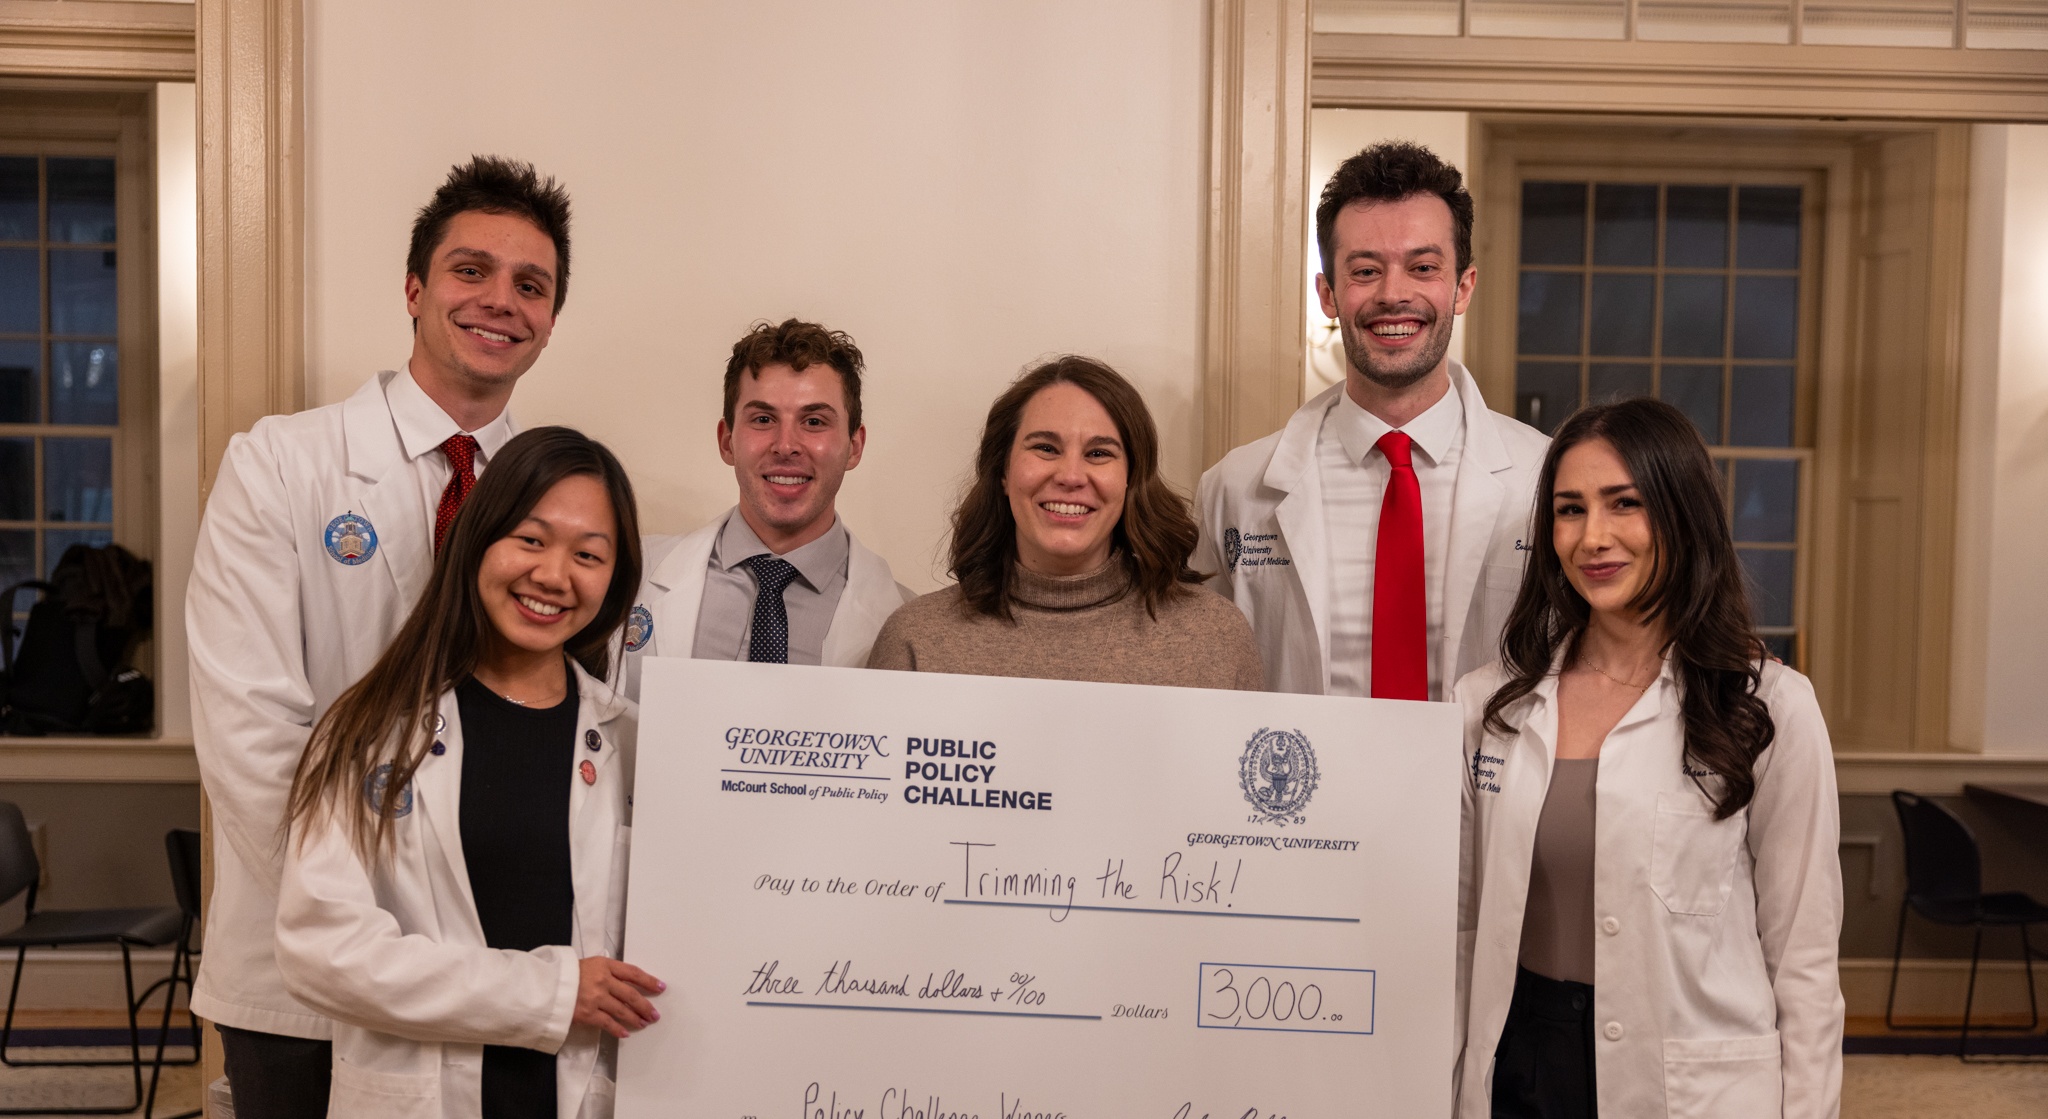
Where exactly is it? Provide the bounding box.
[275,663,635,1119]
[188,369,486,1038]
[619,507,912,699]
[1193,363,1549,696]
[1451,656,1844,1119]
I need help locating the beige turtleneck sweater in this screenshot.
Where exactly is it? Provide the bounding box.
[866,555,1264,691]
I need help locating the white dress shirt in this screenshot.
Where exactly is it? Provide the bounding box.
[1317,381,1466,700]
[384,363,517,521]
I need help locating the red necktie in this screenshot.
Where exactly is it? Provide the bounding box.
[433,434,479,556]
[1371,431,1427,700]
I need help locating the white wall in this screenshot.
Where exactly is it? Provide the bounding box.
[155,81,197,738]
[1958,124,2048,755]
[302,1,1209,591]
[1304,109,1470,397]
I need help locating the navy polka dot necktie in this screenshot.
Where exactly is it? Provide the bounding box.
[743,555,800,664]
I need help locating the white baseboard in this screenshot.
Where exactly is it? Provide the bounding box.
[1842,956,2044,1019]
[0,948,180,1012]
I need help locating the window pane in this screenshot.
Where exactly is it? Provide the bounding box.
[1521,182,1586,266]
[1592,183,1657,266]
[1661,364,1723,443]
[1665,184,1730,268]
[1729,365,1796,447]
[1761,632,1796,667]
[48,250,116,336]
[43,436,112,523]
[0,529,32,594]
[46,158,114,244]
[0,340,36,424]
[1732,458,1799,542]
[1516,362,1580,436]
[1740,548,1796,627]
[0,158,34,242]
[50,342,117,426]
[1737,185,1801,269]
[1518,271,1584,355]
[1660,274,1726,358]
[1472,0,1627,38]
[0,438,30,520]
[1802,0,1954,46]
[0,247,38,334]
[1967,0,2048,47]
[1316,0,1463,37]
[1733,275,1798,359]
[1638,0,1794,43]
[1590,274,1655,356]
[1589,363,1653,404]
[43,528,111,578]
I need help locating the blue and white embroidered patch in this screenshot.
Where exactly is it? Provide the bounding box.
[324,511,378,566]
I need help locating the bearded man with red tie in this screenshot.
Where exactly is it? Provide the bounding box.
[186,157,570,1119]
[1196,142,1548,700]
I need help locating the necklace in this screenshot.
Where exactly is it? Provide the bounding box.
[1579,656,1655,690]
[502,694,528,706]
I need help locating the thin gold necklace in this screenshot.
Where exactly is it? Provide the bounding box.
[1579,656,1655,690]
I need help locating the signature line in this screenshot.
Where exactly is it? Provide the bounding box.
[718,768,892,782]
[747,1001,1100,1021]
[944,899,1358,923]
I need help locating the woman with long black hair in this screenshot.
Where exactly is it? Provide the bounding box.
[275,426,660,1119]
[1452,399,1841,1118]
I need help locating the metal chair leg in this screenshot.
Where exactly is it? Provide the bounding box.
[0,942,148,1114]
[143,924,201,1119]
[1960,923,1984,1060]
[1886,900,1911,1030]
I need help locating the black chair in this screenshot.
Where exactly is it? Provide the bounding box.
[1887,790,2048,1059]
[136,828,201,1119]
[0,801,184,1113]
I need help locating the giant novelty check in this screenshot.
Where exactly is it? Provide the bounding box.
[619,658,1463,1118]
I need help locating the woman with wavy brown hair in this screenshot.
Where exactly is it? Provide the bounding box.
[1451,398,1841,1119]
[867,356,1261,689]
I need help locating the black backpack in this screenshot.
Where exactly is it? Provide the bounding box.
[0,543,154,736]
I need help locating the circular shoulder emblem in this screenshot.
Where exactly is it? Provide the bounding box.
[325,511,378,566]
[362,762,413,818]
[624,605,654,652]
[1239,727,1319,825]
[1223,527,1243,572]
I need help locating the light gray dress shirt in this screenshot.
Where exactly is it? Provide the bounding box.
[690,511,850,665]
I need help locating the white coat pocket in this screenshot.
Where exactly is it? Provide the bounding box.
[328,1051,440,1119]
[1650,792,1743,916]
[1662,1032,1782,1118]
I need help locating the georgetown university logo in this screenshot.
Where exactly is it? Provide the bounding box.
[324,511,378,565]
[625,605,654,652]
[362,763,413,818]
[1239,727,1319,826]
[1223,527,1243,572]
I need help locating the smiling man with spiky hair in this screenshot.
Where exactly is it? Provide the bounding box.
[619,318,911,698]
[187,155,570,1119]
[1194,141,1550,704]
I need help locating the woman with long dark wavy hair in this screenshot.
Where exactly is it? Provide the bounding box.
[1451,399,1841,1119]
[274,427,662,1119]
[867,356,1261,689]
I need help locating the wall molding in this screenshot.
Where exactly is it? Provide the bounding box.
[1313,34,2048,122]
[1842,957,2043,1021]
[0,0,194,82]
[1202,0,1312,469]
[0,739,197,783]
[1834,751,2048,796]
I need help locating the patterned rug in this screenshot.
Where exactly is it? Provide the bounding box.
[1844,1055,2048,1119]
[0,1045,201,1116]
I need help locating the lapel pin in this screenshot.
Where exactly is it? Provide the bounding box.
[580,759,596,786]
[430,741,445,756]
[585,729,601,751]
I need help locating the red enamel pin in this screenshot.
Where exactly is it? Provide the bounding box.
[579,759,596,786]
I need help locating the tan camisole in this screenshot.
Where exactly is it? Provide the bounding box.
[1517,757,1598,985]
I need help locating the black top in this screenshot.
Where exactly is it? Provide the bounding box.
[456,674,578,1119]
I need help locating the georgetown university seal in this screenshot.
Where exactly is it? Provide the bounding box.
[625,605,654,652]
[1223,527,1243,572]
[362,763,413,818]
[324,511,378,565]
[1239,727,1319,825]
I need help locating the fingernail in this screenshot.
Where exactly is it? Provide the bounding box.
[650,1010,661,1022]
[657,981,668,992]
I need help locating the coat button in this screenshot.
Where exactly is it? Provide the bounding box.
[1603,1021,1624,1041]
[1601,916,1621,935]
